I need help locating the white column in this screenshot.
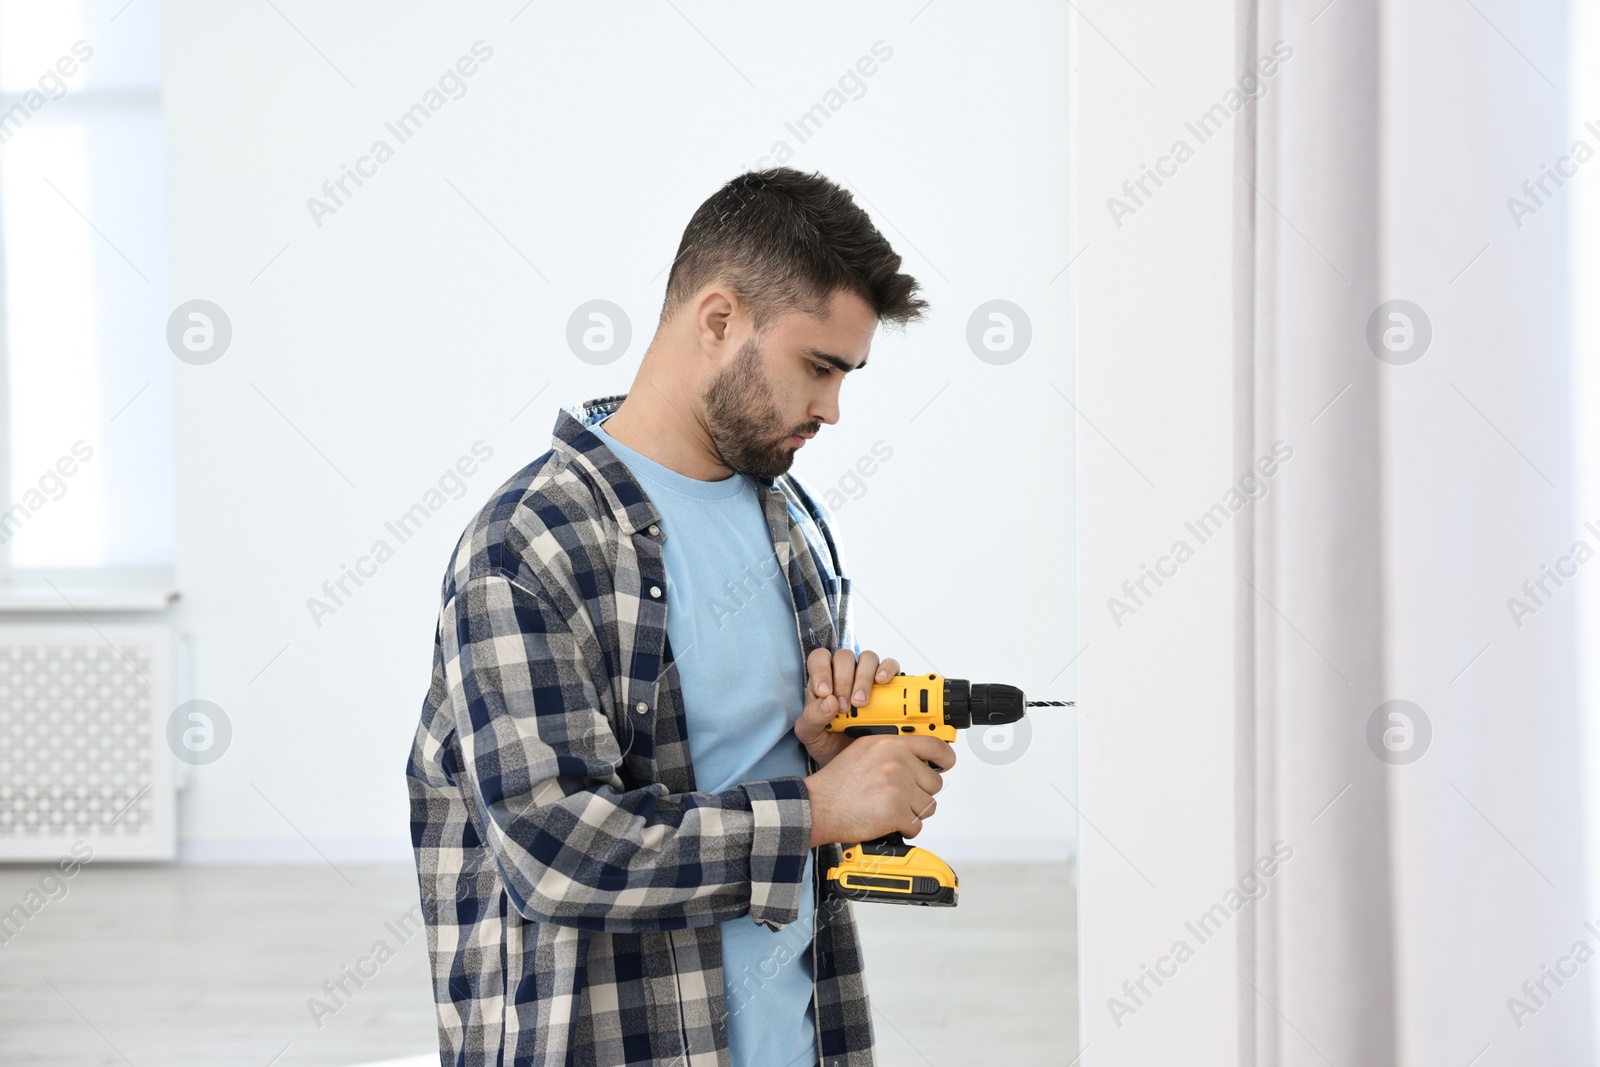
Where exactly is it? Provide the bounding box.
[1074,1,1244,1061]
[1381,0,1590,1062]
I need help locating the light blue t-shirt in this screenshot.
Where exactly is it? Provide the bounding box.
[592,417,818,1067]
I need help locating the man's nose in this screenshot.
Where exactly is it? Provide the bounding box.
[813,388,842,427]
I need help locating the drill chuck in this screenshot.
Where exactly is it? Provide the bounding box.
[941,679,1026,729]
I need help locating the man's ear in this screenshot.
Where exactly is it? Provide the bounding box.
[691,287,743,354]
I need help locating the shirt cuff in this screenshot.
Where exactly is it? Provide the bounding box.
[743,776,812,931]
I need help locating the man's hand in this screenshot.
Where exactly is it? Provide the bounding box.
[804,733,955,847]
[794,647,900,769]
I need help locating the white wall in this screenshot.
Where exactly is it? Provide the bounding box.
[1580,0,1600,1057]
[1077,0,1594,1062]
[1381,2,1591,1063]
[1075,0,1245,1061]
[158,2,1074,863]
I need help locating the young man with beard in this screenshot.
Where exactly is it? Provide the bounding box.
[407,168,953,1067]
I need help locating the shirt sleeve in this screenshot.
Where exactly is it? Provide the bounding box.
[444,570,812,934]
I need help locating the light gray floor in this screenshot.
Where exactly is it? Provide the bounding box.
[0,861,1076,1066]
[854,862,1079,1067]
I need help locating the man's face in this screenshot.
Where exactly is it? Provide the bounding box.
[701,288,876,479]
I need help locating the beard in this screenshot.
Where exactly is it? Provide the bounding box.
[700,335,816,480]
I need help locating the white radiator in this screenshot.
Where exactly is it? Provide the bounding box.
[0,622,175,861]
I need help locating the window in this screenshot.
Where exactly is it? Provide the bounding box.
[0,0,173,591]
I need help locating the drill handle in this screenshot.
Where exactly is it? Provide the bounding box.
[854,832,914,857]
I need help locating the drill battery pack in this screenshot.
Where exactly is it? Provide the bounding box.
[825,830,959,907]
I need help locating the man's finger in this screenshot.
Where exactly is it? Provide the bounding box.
[875,657,899,684]
[807,647,835,696]
[804,691,838,725]
[831,648,857,711]
[906,791,935,836]
[904,735,957,772]
[849,651,881,709]
[913,763,945,796]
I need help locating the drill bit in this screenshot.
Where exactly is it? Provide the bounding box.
[1026,700,1076,707]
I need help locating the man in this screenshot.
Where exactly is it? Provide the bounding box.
[407,168,955,1067]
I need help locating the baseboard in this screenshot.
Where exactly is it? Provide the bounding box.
[177,837,415,864]
[173,837,1076,865]
[927,836,1076,863]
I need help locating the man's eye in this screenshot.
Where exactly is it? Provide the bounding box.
[810,363,831,378]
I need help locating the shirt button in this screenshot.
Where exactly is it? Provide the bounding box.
[647,524,660,536]
[635,701,648,714]
[649,586,662,598]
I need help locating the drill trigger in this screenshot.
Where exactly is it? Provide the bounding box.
[841,725,900,738]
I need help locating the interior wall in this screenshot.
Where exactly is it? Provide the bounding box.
[158,2,1074,862]
[1244,0,1398,1062]
[1380,0,1590,1062]
[1074,1,1242,1061]
[1077,0,1593,1062]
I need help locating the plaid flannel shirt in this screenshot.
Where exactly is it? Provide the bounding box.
[407,393,877,1066]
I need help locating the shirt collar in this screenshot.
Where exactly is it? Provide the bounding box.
[551,393,781,535]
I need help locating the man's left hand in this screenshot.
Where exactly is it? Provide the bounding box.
[794,647,900,770]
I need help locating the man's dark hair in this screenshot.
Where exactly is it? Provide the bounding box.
[660,168,928,333]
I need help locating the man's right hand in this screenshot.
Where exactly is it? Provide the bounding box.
[803,733,955,848]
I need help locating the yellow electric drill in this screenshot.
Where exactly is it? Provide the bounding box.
[820,671,1072,907]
